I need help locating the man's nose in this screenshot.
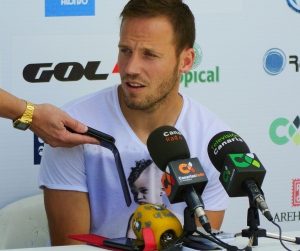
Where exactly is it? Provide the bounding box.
[125,53,142,75]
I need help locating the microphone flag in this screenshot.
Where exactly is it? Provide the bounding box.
[220,153,266,197]
[161,158,208,204]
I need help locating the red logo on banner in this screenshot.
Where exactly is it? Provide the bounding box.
[292,179,300,207]
[112,63,119,73]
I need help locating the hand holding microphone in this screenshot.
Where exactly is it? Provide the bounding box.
[147,125,212,233]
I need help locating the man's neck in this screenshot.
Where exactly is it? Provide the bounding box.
[118,85,183,145]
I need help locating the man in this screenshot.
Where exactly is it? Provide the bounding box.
[0,88,99,147]
[39,0,230,246]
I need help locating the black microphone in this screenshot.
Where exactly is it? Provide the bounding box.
[207,131,273,221]
[147,125,212,233]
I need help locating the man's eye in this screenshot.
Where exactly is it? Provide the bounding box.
[121,49,131,53]
[146,53,156,57]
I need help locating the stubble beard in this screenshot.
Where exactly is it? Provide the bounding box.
[121,60,180,113]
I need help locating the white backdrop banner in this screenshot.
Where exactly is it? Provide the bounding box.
[0,0,299,235]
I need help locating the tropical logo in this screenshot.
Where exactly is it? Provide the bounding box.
[263,48,286,75]
[269,116,300,146]
[229,153,260,168]
[191,43,203,70]
[287,0,300,13]
[180,42,220,87]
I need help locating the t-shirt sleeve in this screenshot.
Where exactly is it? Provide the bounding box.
[38,143,88,192]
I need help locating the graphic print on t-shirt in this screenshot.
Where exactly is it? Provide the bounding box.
[125,159,183,238]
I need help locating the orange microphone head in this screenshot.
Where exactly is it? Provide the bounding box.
[132,204,183,250]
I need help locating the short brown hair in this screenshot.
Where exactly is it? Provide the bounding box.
[120,0,195,57]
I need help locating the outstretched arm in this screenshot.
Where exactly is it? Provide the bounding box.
[0,88,99,147]
[30,103,99,147]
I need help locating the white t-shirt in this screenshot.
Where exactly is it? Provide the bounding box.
[39,84,230,239]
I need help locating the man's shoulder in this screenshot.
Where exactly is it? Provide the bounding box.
[180,94,230,135]
[61,85,117,112]
[182,94,223,121]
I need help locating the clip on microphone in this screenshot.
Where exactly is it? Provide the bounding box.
[66,126,132,207]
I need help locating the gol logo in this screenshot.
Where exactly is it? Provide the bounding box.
[23,61,119,83]
[161,167,175,196]
[292,179,300,207]
[179,162,195,174]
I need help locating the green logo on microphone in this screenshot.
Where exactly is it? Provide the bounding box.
[229,154,260,168]
[222,170,231,182]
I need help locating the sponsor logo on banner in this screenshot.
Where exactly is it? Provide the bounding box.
[293,179,300,207]
[273,179,300,222]
[180,43,220,87]
[269,115,300,146]
[263,48,286,75]
[273,211,300,222]
[23,61,109,83]
[45,0,95,17]
[263,48,300,75]
[34,134,45,165]
[287,0,300,13]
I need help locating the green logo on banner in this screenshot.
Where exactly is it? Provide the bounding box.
[191,43,203,70]
[230,154,260,168]
[180,42,220,87]
[269,116,300,146]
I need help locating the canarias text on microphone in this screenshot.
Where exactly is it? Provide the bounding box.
[211,136,245,154]
[163,130,183,142]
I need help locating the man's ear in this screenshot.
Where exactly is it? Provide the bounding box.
[179,47,195,73]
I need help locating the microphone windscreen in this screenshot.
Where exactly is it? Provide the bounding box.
[132,204,183,250]
[207,131,250,172]
[147,125,190,171]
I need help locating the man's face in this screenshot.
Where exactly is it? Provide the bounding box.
[118,16,181,112]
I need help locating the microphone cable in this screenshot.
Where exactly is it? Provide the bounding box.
[271,221,295,251]
[195,230,254,251]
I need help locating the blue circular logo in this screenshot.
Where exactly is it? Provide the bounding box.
[287,0,300,13]
[263,48,286,75]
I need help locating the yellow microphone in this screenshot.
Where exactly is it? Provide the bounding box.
[132,204,183,250]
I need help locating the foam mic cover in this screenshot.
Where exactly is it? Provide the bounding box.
[147,125,190,171]
[132,204,183,250]
[207,131,250,172]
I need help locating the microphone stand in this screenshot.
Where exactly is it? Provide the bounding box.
[160,207,195,251]
[238,199,300,246]
[240,199,267,246]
